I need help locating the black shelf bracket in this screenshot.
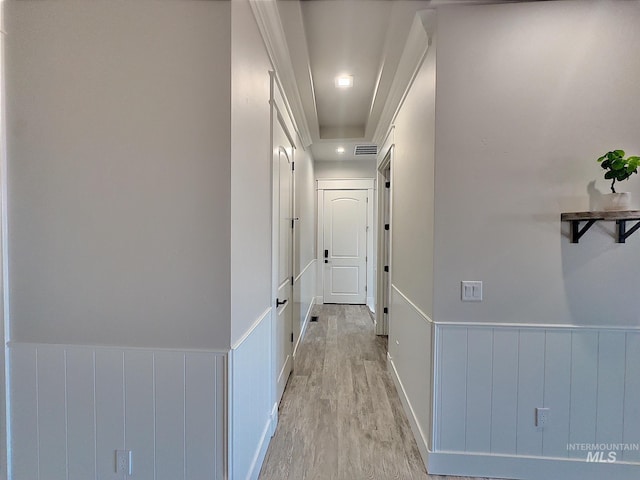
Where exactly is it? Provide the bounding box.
[616,219,640,243]
[569,219,597,244]
[562,211,640,244]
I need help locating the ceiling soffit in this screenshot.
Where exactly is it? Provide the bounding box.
[301,0,392,138]
[251,0,435,160]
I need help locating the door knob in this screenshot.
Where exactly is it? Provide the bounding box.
[276,298,288,307]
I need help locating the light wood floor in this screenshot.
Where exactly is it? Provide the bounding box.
[258,304,501,480]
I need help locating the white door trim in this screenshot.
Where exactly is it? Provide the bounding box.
[270,71,296,430]
[317,178,375,191]
[316,179,375,308]
[375,144,394,335]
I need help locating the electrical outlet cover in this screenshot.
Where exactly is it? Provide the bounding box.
[116,450,132,475]
[535,407,550,427]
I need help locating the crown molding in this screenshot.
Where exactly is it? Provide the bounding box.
[249,0,313,148]
[372,9,435,147]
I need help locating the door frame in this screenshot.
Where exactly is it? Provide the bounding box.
[316,178,375,309]
[375,146,393,336]
[269,72,297,431]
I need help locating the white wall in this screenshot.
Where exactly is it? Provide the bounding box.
[5,0,232,349]
[385,2,640,479]
[230,0,272,345]
[385,29,436,462]
[295,148,316,276]
[433,0,640,327]
[315,159,376,179]
[0,4,7,475]
[4,2,286,479]
[293,147,316,354]
[391,39,436,319]
[229,2,294,479]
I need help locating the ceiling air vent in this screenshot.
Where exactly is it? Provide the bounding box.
[354,144,378,156]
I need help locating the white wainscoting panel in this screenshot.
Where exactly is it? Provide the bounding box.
[123,350,154,480]
[542,330,571,458]
[388,285,434,460]
[624,333,640,463]
[66,348,97,479]
[230,308,272,480]
[293,259,316,358]
[9,343,226,480]
[568,331,598,459]
[464,328,492,453]
[489,328,518,455]
[433,324,640,480]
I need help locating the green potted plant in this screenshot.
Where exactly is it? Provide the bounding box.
[597,149,640,211]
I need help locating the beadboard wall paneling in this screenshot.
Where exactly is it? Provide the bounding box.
[9,343,226,480]
[387,285,434,461]
[230,308,273,480]
[435,325,640,460]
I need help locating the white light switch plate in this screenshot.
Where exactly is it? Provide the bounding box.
[461,281,482,301]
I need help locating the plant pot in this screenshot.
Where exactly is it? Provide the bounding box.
[602,192,631,211]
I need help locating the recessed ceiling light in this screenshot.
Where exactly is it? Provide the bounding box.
[335,75,353,88]
[336,147,345,154]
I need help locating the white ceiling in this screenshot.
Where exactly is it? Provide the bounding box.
[301,0,392,139]
[278,0,433,161]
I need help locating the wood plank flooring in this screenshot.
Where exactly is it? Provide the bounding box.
[258,304,501,480]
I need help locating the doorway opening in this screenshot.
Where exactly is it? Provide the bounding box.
[375,147,392,336]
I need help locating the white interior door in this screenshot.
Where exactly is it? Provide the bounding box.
[323,190,367,304]
[273,111,293,405]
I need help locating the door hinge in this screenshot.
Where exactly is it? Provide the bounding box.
[385,181,390,188]
[291,332,294,342]
[291,219,294,229]
[385,223,390,230]
[384,265,389,272]
[366,196,369,203]
[291,276,294,286]
[292,162,295,171]
[365,285,367,292]
[384,307,388,314]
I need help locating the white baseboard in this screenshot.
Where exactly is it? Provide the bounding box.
[367,296,375,313]
[230,309,272,480]
[245,410,274,480]
[427,451,640,480]
[269,402,278,437]
[387,353,431,469]
[293,297,314,359]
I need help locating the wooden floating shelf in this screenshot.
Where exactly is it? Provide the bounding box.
[561,210,640,243]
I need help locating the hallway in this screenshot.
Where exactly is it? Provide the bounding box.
[259,305,499,480]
